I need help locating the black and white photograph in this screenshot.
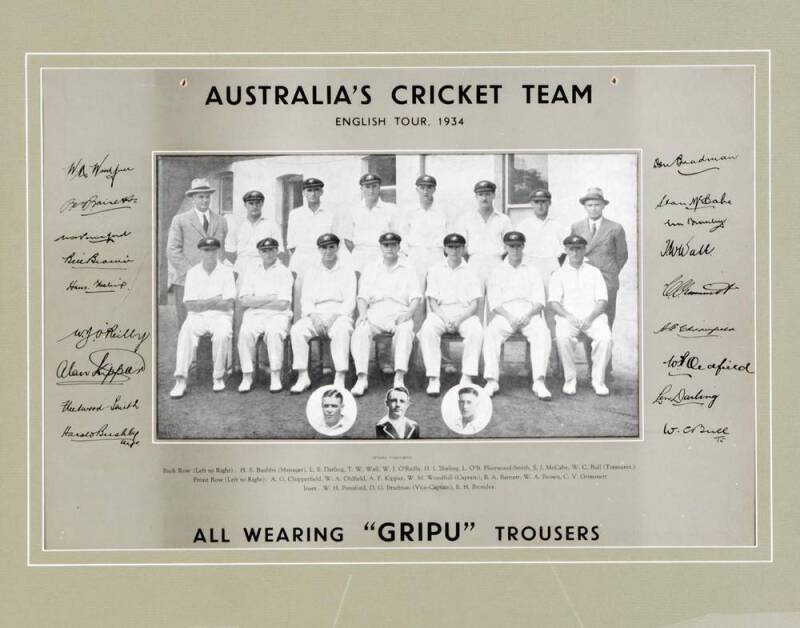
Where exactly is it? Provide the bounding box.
[155,152,639,439]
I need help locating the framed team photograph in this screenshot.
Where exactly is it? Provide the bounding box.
[155,151,639,440]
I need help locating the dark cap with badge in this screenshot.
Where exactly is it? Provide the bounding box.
[503,231,526,244]
[443,233,466,247]
[197,237,221,250]
[359,173,382,186]
[256,237,279,250]
[415,174,437,187]
[474,180,496,193]
[316,233,341,247]
[563,234,588,248]
[379,232,402,245]
[529,189,552,202]
[242,190,265,202]
[302,178,324,190]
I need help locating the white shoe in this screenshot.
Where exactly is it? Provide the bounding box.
[333,371,346,389]
[426,377,441,397]
[269,371,282,393]
[290,372,311,394]
[532,380,552,400]
[562,379,576,396]
[459,375,473,386]
[212,378,225,392]
[351,376,368,397]
[592,383,610,396]
[238,373,253,393]
[483,379,499,397]
[393,372,405,389]
[169,379,186,399]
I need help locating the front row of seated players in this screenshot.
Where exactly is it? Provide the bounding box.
[169,230,612,399]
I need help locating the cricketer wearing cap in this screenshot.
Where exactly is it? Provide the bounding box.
[286,178,345,277]
[224,190,282,372]
[482,232,552,400]
[166,178,228,329]
[225,190,282,278]
[517,189,567,284]
[570,187,628,330]
[170,237,235,398]
[350,232,422,396]
[401,174,448,287]
[417,233,484,396]
[236,237,294,393]
[455,180,512,286]
[548,235,613,396]
[341,173,402,275]
[290,233,356,393]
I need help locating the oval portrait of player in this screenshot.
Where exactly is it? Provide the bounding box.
[306,386,358,437]
[441,384,493,436]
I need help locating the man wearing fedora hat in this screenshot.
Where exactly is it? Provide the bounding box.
[570,187,628,330]
[167,178,228,329]
[170,237,235,398]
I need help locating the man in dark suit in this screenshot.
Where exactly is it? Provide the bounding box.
[569,187,628,329]
[375,386,420,439]
[167,178,228,328]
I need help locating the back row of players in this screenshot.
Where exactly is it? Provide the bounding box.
[167,174,628,400]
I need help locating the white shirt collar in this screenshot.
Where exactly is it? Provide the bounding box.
[503,257,529,269]
[439,258,467,270]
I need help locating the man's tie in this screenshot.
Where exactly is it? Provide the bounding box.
[590,221,597,237]
[203,214,209,233]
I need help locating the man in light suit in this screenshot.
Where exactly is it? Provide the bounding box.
[569,187,628,329]
[166,178,228,329]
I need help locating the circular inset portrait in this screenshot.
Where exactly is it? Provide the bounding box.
[375,386,420,440]
[306,386,358,437]
[441,384,493,435]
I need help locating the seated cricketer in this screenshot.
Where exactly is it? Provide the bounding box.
[350,232,421,396]
[482,231,552,400]
[417,233,484,397]
[236,237,294,393]
[289,233,356,394]
[547,234,613,396]
[170,237,235,398]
